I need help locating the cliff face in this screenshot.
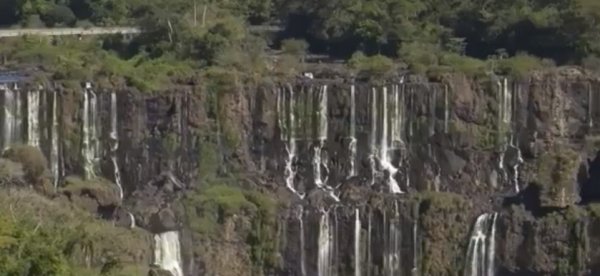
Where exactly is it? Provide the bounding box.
[2,67,600,275]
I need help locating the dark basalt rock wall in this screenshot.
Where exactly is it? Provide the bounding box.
[3,67,600,275]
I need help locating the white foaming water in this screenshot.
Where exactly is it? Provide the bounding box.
[348,85,357,178]
[27,90,40,147]
[51,91,60,190]
[82,86,99,179]
[354,208,361,276]
[154,231,183,276]
[279,87,303,199]
[379,87,402,194]
[3,85,22,149]
[464,213,498,276]
[110,91,124,200]
[318,209,334,276]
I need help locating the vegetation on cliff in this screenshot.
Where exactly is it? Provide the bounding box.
[1,0,600,85]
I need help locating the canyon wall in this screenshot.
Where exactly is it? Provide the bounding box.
[2,67,600,275]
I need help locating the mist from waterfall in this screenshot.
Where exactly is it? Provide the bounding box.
[82,86,99,179]
[110,91,123,200]
[154,231,183,276]
[464,213,498,276]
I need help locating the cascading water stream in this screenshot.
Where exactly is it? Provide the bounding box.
[128,212,136,229]
[370,87,377,186]
[153,231,183,276]
[354,208,361,276]
[384,202,401,276]
[464,213,498,276]
[82,85,99,179]
[109,91,124,200]
[314,85,327,189]
[3,84,22,149]
[379,87,402,194]
[298,207,307,276]
[279,87,303,198]
[27,90,40,147]
[348,85,357,178]
[50,91,60,190]
[318,209,334,276]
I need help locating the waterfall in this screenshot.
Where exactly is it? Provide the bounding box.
[370,87,377,186]
[379,87,402,194]
[27,90,40,147]
[412,204,419,275]
[354,208,361,276]
[153,231,183,276]
[3,84,22,149]
[110,91,124,200]
[464,213,498,276]
[298,207,307,276]
[384,202,401,276]
[318,209,334,276]
[51,91,60,190]
[128,212,136,229]
[82,85,99,179]
[444,84,449,133]
[349,85,357,178]
[280,87,303,198]
[314,85,327,189]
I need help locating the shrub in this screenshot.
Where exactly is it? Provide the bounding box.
[281,39,308,58]
[535,144,580,207]
[496,53,552,78]
[2,145,47,185]
[41,4,77,27]
[348,52,395,78]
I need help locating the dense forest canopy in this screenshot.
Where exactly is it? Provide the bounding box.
[1,0,600,79]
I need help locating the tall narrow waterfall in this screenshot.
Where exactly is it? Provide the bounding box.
[110,91,123,200]
[313,85,328,189]
[444,84,450,133]
[279,87,303,198]
[384,202,401,275]
[379,87,402,194]
[348,85,357,177]
[354,208,361,276]
[154,231,183,276]
[50,91,60,190]
[318,209,334,276]
[27,90,40,147]
[3,84,22,149]
[82,85,99,179]
[464,213,498,276]
[298,207,307,276]
[370,87,377,186]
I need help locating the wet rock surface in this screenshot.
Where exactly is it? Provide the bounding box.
[4,67,600,275]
